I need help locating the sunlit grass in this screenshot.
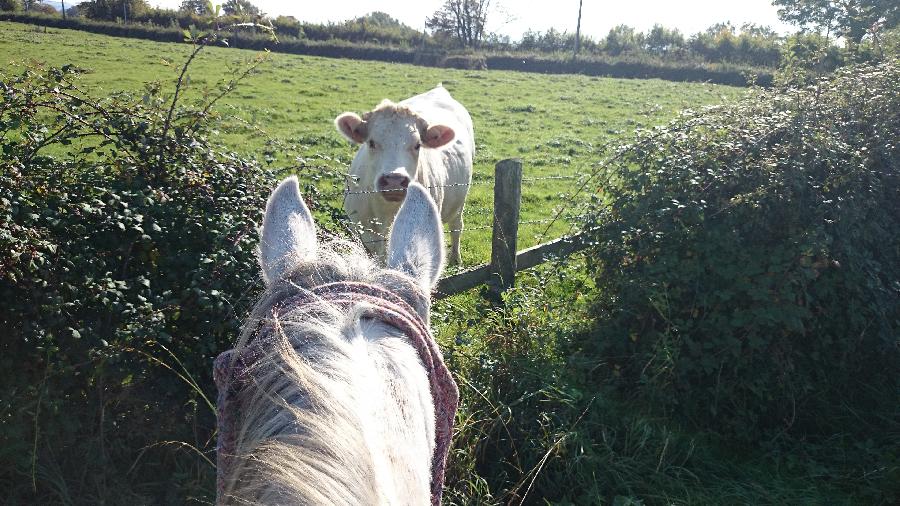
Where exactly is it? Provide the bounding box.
[1,20,744,266]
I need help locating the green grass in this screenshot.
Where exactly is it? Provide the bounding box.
[0,20,743,267]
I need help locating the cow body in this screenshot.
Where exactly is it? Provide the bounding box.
[335,86,474,264]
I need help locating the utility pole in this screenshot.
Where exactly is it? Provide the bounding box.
[422,17,427,51]
[574,0,583,59]
[61,0,66,20]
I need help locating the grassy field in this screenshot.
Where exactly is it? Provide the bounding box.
[1,20,743,266]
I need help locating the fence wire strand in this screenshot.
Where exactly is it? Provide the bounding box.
[341,140,644,254]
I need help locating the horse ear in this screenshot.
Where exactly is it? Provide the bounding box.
[387,183,445,291]
[259,176,318,284]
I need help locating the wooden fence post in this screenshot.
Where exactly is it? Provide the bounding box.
[488,158,523,298]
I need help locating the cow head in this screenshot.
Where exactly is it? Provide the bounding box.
[335,100,455,203]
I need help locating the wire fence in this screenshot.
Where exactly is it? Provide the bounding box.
[341,174,579,196]
[347,172,585,249]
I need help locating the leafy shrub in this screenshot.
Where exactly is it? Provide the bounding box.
[438,267,865,504]
[0,49,344,501]
[439,269,706,505]
[581,61,900,445]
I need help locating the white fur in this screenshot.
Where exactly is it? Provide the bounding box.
[336,85,474,265]
[259,176,316,284]
[388,183,446,292]
[225,177,445,505]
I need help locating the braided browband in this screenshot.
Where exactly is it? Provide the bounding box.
[214,281,458,505]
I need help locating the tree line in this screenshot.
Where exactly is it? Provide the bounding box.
[2,0,898,70]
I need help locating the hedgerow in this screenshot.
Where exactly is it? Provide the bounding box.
[0,13,772,87]
[582,60,899,453]
[0,42,344,502]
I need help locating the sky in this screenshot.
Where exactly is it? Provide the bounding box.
[73,1,798,39]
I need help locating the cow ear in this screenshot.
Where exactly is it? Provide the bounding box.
[335,112,368,144]
[259,176,318,284]
[422,124,455,149]
[387,183,445,291]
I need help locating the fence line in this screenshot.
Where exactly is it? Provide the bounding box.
[359,217,557,246]
[343,158,590,297]
[433,158,590,301]
[341,174,577,196]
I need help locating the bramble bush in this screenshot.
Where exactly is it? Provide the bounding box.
[582,60,899,451]
[0,45,345,502]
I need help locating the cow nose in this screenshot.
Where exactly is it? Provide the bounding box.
[378,173,410,190]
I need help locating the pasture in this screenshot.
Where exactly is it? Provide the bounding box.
[1,20,741,265]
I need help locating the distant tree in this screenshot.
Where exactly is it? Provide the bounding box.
[221,0,258,16]
[605,24,643,55]
[28,1,56,14]
[179,0,213,16]
[739,22,779,38]
[646,24,685,55]
[65,3,79,17]
[0,0,22,12]
[271,15,303,38]
[426,0,491,48]
[79,0,149,21]
[356,11,407,28]
[774,0,900,49]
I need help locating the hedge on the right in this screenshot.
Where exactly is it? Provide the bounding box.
[582,60,899,442]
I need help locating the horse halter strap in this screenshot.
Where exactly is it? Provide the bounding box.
[213,281,459,506]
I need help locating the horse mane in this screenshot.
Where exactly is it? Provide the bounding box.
[220,239,435,505]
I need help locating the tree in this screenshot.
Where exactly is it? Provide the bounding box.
[79,0,148,21]
[774,0,900,48]
[28,1,56,14]
[356,11,407,28]
[179,0,213,16]
[426,0,491,48]
[0,0,22,11]
[605,25,643,56]
[645,24,685,55]
[221,0,259,16]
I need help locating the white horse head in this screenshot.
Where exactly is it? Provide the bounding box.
[216,176,457,505]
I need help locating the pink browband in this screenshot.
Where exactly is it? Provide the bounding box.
[214,281,458,505]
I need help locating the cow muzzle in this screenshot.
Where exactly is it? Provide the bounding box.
[376,172,410,202]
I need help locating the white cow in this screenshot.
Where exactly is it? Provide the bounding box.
[335,85,474,265]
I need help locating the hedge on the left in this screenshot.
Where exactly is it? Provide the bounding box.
[0,63,341,503]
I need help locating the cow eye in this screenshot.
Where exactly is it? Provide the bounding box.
[368,140,376,149]
[414,143,421,151]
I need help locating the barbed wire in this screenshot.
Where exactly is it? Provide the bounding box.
[342,162,603,253]
[521,175,579,182]
[358,218,557,247]
[341,173,581,196]
[342,180,490,196]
